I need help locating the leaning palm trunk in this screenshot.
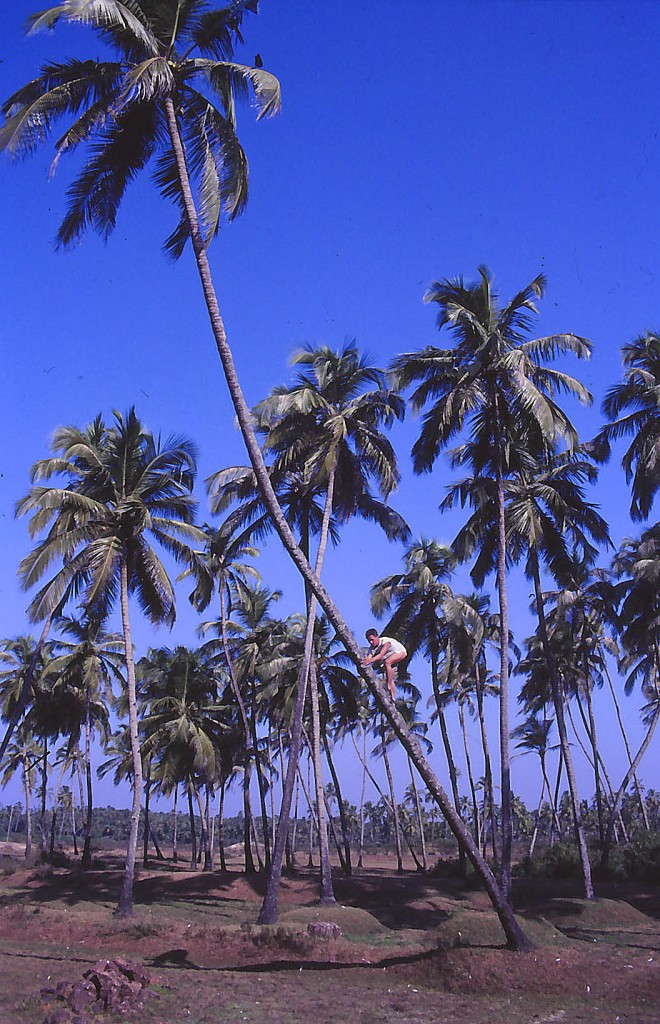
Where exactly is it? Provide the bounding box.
[531,557,594,898]
[165,96,531,952]
[116,563,144,916]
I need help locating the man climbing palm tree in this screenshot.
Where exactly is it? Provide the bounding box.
[363,629,407,700]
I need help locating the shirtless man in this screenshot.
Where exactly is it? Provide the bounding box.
[363,628,407,700]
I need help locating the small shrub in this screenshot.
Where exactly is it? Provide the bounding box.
[518,842,582,879]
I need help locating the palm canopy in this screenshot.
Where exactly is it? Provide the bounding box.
[369,537,456,664]
[445,443,610,588]
[597,332,660,521]
[0,0,280,256]
[16,407,203,625]
[391,266,592,474]
[254,341,408,539]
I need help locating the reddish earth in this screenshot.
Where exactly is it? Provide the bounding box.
[0,845,658,1023]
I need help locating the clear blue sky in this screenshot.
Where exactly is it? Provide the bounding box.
[1,1,658,814]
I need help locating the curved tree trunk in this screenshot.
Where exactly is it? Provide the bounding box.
[164,96,532,952]
[115,561,144,917]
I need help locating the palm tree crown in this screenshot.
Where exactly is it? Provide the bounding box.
[0,0,280,255]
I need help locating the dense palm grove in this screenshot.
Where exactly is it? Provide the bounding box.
[1,1,659,950]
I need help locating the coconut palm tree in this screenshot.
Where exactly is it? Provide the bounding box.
[15,409,200,913]
[393,267,592,898]
[1,6,532,952]
[599,526,660,866]
[224,341,407,918]
[141,646,228,871]
[182,517,262,870]
[598,332,660,521]
[48,613,122,864]
[512,713,559,856]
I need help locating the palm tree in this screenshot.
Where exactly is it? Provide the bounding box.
[392,265,592,899]
[2,7,532,952]
[599,526,660,866]
[512,713,559,856]
[142,646,228,872]
[240,341,407,919]
[48,613,122,864]
[16,409,200,914]
[182,517,262,870]
[598,332,660,521]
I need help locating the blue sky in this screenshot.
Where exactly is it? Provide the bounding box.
[1,1,659,815]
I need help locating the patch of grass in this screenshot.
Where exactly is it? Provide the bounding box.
[279,904,389,937]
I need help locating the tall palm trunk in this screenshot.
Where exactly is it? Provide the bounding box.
[309,659,335,903]
[81,693,94,867]
[531,555,594,898]
[172,785,178,863]
[492,404,513,899]
[248,683,271,869]
[143,759,151,868]
[165,96,532,952]
[116,561,144,917]
[218,586,256,874]
[358,726,367,868]
[194,784,212,871]
[380,721,403,873]
[322,733,352,875]
[459,703,481,851]
[407,754,428,871]
[258,472,336,920]
[22,738,32,861]
[604,665,650,829]
[39,736,48,856]
[188,786,197,868]
[475,663,499,868]
[218,780,227,872]
[431,655,465,874]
